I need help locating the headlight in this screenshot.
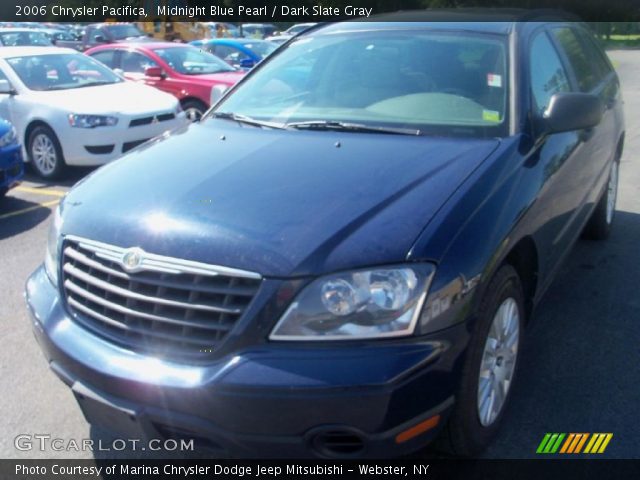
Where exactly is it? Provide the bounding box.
[68,114,118,128]
[270,264,435,341]
[44,205,63,286]
[0,126,17,147]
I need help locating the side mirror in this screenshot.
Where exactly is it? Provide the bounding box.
[210,84,228,105]
[144,66,165,78]
[239,58,255,69]
[113,68,125,77]
[94,35,106,43]
[0,79,15,95]
[542,92,603,134]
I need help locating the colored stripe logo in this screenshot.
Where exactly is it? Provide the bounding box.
[537,433,613,454]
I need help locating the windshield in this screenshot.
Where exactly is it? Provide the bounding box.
[215,30,509,137]
[0,31,52,46]
[7,53,123,91]
[153,47,235,74]
[243,41,277,58]
[50,30,76,41]
[106,24,145,40]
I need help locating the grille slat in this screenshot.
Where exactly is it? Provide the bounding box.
[64,263,243,315]
[67,297,219,347]
[65,280,234,332]
[61,237,261,361]
[64,246,257,296]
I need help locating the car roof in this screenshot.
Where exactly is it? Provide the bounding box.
[92,41,193,50]
[311,9,579,36]
[205,39,268,45]
[0,28,48,34]
[0,46,78,58]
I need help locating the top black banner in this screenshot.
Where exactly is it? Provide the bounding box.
[1,0,639,22]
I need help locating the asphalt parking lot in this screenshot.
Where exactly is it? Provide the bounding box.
[0,49,638,460]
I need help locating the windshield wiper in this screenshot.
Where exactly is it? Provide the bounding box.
[285,120,421,136]
[211,112,285,129]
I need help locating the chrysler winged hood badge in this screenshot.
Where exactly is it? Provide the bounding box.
[121,248,144,272]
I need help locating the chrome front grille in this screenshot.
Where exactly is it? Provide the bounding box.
[61,236,262,361]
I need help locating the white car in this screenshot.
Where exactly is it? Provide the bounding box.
[0,47,187,178]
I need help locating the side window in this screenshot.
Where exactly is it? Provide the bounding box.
[88,28,103,45]
[552,27,600,92]
[575,28,613,81]
[530,32,571,113]
[213,45,232,58]
[90,50,116,69]
[120,51,158,74]
[199,44,216,55]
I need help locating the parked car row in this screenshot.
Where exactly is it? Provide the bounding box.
[0,47,187,179]
[0,21,298,180]
[86,42,245,121]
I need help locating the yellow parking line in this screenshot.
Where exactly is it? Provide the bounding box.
[15,186,66,197]
[0,199,59,220]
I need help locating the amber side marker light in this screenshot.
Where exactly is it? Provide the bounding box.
[395,415,441,444]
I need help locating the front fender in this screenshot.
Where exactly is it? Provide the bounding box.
[410,135,539,335]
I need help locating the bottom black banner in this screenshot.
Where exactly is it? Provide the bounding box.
[3,459,640,480]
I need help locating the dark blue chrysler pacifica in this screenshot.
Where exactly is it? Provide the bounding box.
[26,17,624,457]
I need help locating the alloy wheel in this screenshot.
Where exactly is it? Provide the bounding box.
[477,297,520,427]
[32,133,58,175]
[184,107,203,122]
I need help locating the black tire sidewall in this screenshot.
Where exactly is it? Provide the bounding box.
[28,126,65,179]
[445,264,525,456]
[585,160,618,240]
[181,100,207,121]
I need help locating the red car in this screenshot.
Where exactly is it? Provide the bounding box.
[85,42,245,121]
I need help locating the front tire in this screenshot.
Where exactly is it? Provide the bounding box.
[182,99,207,122]
[440,265,524,456]
[28,125,66,179]
[584,160,619,240]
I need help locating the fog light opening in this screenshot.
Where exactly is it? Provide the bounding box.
[312,429,366,457]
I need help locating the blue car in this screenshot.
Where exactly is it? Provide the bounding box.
[0,118,23,197]
[190,38,278,70]
[27,15,624,458]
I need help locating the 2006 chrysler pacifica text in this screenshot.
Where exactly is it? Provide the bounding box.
[26,17,624,457]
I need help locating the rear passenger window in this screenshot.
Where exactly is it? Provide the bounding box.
[90,50,116,69]
[552,27,600,92]
[530,32,571,113]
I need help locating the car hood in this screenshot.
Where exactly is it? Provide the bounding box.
[62,120,500,277]
[31,82,177,115]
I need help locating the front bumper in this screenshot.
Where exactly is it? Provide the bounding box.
[26,265,465,458]
[55,115,187,167]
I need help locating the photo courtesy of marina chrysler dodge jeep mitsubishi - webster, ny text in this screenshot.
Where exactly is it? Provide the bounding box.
[26,15,624,457]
